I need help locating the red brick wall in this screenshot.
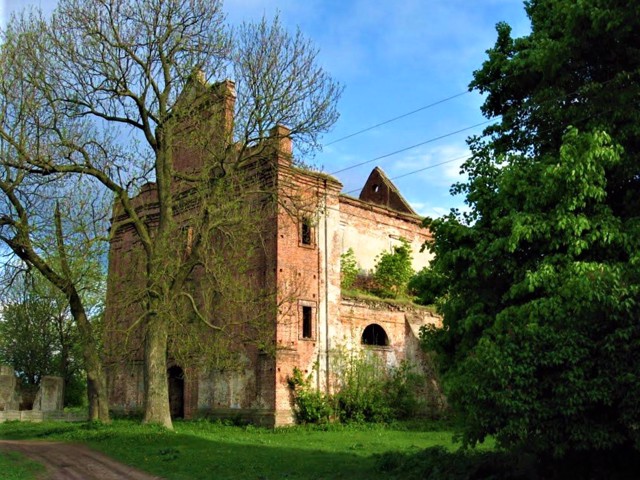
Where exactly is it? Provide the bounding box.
[272,165,342,424]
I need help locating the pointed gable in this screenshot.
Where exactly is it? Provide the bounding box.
[358,167,416,214]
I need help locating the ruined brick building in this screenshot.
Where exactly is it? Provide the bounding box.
[104,79,440,425]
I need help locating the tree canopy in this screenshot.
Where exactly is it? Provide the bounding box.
[0,268,102,406]
[0,0,341,428]
[421,0,640,458]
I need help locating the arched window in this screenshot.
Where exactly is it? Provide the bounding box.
[361,324,389,346]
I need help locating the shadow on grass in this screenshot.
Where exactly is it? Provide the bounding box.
[376,444,640,480]
[0,421,410,480]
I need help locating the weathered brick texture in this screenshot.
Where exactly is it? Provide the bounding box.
[104,79,439,425]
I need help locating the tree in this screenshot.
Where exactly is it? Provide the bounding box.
[1,0,341,428]
[0,193,111,419]
[421,0,640,459]
[0,270,99,406]
[0,283,59,393]
[340,248,358,290]
[373,239,414,298]
[0,24,112,420]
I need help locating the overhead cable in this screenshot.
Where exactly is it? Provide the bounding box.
[324,90,470,146]
[329,120,493,175]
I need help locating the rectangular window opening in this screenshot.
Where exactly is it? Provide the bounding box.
[302,306,312,339]
[301,218,312,245]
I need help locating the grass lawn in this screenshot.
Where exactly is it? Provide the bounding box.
[0,419,471,479]
[0,450,46,480]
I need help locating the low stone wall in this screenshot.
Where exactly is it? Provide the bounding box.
[0,410,85,423]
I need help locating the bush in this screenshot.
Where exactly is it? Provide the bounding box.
[332,347,430,423]
[289,349,435,425]
[331,347,390,423]
[287,367,332,424]
[340,248,358,290]
[373,239,414,298]
[384,361,429,419]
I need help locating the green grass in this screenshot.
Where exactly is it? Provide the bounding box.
[0,450,46,480]
[341,290,436,311]
[0,420,471,480]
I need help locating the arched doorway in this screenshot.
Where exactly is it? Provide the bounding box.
[167,365,184,419]
[361,324,390,346]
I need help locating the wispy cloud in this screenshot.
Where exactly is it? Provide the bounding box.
[406,196,470,219]
[391,143,470,185]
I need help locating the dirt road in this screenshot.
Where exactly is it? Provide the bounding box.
[0,440,163,480]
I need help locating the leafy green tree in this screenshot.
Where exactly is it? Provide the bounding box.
[373,239,414,298]
[408,267,445,306]
[0,271,96,407]
[340,248,358,290]
[1,0,341,428]
[0,295,58,391]
[421,0,640,458]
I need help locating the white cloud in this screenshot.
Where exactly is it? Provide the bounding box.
[391,143,470,185]
[405,197,470,220]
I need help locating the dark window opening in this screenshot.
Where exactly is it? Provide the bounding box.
[167,365,185,419]
[361,324,389,346]
[301,218,312,245]
[373,184,380,193]
[302,306,313,338]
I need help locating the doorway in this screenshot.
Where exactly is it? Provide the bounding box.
[167,365,184,419]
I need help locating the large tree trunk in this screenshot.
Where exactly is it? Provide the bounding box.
[70,294,110,423]
[85,345,110,422]
[143,314,172,429]
[58,319,69,407]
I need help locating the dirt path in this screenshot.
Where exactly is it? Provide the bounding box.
[0,440,163,480]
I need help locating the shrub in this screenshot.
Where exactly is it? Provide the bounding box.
[373,239,414,298]
[287,367,332,424]
[340,248,359,290]
[384,361,429,419]
[289,349,436,425]
[331,347,389,423]
[331,347,430,423]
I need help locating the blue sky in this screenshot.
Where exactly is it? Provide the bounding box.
[1,0,531,217]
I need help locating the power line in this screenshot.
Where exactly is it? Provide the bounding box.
[331,72,633,182]
[390,154,470,181]
[344,82,636,198]
[324,90,470,146]
[329,119,493,176]
[323,69,544,147]
[343,153,471,196]
[326,67,629,179]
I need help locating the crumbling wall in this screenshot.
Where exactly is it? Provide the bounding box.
[0,365,20,411]
[338,195,432,274]
[336,298,446,415]
[32,376,64,411]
